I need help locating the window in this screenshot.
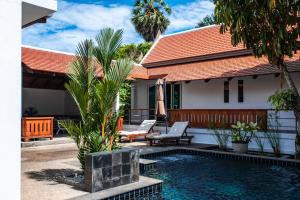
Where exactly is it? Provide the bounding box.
[238,80,244,103]
[173,84,181,109]
[166,84,172,109]
[148,86,156,119]
[224,81,229,103]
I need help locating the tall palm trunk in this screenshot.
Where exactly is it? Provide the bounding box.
[279,61,300,159]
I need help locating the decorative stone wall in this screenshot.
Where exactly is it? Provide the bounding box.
[85,148,140,193]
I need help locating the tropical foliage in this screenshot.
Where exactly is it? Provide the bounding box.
[115,42,152,63]
[60,28,133,169]
[131,0,171,42]
[196,14,215,28]
[231,121,258,143]
[266,113,281,157]
[115,42,152,114]
[213,128,230,150]
[214,0,300,158]
[119,82,132,115]
[253,133,265,155]
[268,89,298,111]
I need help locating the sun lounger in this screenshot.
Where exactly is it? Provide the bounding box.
[146,121,193,146]
[119,120,156,142]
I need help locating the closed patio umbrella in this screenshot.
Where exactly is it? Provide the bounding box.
[155,79,168,134]
[155,79,166,116]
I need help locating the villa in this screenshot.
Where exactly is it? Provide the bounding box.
[13,2,300,200]
[128,25,300,154]
[20,25,300,154]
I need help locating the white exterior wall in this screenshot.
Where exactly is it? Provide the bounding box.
[133,74,300,110]
[0,0,56,197]
[0,1,21,199]
[132,73,300,155]
[22,88,78,115]
[182,75,300,109]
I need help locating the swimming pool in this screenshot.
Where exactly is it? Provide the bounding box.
[142,153,300,200]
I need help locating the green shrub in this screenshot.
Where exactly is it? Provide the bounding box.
[231,121,258,143]
[268,89,297,111]
[60,28,132,169]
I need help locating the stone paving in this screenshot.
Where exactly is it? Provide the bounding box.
[21,140,158,200]
[22,143,87,200]
[21,138,213,200]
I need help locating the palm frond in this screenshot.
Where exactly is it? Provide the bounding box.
[94,28,123,75]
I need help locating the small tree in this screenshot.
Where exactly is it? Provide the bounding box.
[215,1,300,158]
[61,28,133,169]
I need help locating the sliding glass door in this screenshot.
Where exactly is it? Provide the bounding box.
[148,83,181,113]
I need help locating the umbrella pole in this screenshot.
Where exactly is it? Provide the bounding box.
[164,78,168,134]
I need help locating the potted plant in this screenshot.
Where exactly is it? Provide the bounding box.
[60,28,139,192]
[231,121,258,153]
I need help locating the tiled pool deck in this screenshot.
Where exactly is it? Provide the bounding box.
[22,139,300,200]
[70,176,162,200]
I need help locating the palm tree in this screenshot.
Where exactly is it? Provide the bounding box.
[61,28,133,169]
[131,0,171,42]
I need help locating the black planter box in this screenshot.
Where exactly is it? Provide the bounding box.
[85,148,140,193]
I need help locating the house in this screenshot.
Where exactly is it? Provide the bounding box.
[22,46,79,116]
[17,26,300,155]
[0,0,57,198]
[128,25,300,154]
[21,45,139,117]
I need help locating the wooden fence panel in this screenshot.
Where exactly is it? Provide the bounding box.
[168,109,267,130]
[22,117,54,142]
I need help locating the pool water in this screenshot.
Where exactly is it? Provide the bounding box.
[142,154,300,200]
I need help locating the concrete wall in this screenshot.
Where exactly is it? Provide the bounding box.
[22,88,79,115]
[133,74,300,110]
[0,1,21,198]
[182,74,300,109]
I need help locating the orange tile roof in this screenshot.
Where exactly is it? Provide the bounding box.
[135,25,300,82]
[142,25,245,66]
[146,54,300,82]
[22,46,76,74]
[22,46,139,78]
[128,64,148,79]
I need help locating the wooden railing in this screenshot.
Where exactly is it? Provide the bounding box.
[168,109,268,130]
[22,117,54,142]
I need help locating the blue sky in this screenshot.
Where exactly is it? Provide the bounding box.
[22,0,214,53]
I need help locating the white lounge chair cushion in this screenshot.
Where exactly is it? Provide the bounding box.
[148,121,189,139]
[168,121,189,136]
[119,130,147,136]
[119,120,156,136]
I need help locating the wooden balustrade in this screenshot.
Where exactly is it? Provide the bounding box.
[22,117,54,142]
[168,109,268,130]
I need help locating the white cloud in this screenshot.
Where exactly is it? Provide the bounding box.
[22,0,214,53]
[22,1,140,52]
[168,0,214,32]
